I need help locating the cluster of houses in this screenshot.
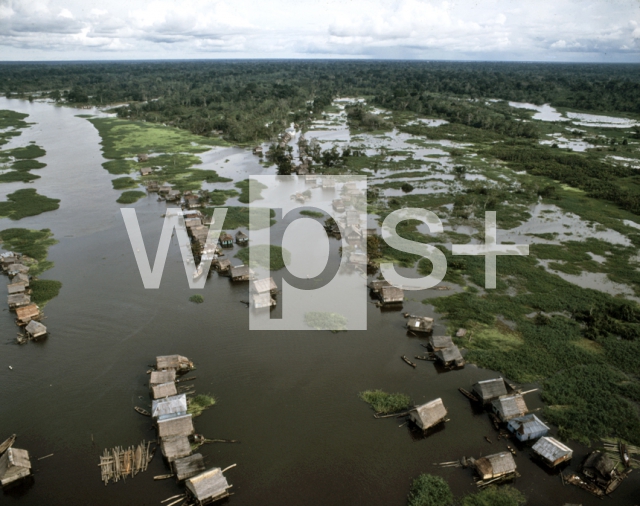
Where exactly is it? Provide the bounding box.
[150,355,233,505]
[0,436,32,488]
[1,252,48,343]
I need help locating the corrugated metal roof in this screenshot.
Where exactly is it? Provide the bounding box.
[508,414,549,437]
[532,437,572,463]
[152,394,187,419]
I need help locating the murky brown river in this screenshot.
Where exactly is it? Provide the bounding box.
[0,98,638,505]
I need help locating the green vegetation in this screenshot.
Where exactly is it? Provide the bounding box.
[206,189,239,206]
[407,474,453,506]
[359,390,411,414]
[187,394,216,417]
[304,312,349,332]
[0,110,29,146]
[235,244,290,271]
[12,159,46,170]
[116,190,146,204]
[300,210,324,218]
[460,486,526,506]
[30,279,62,307]
[111,176,139,190]
[6,144,46,159]
[202,206,275,230]
[0,189,60,220]
[0,171,39,183]
[189,294,204,304]
[88,117,231,192]
[235,179,267,204]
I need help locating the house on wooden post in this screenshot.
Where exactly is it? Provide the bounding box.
[0,448,31,486]
[137,154,149,163]
[152,394,188,420]
[406,316,434,334]
[379,286,404,305]
[15,304,40,325]
[7,282,26,295]
[151,382,177,400]
[230,265,252,282]
[434,345,465,368]
[215,258,231,273]
[332,199,345,212]
[173,453,206,481]
[186,467,232,505]
[166,189,181,201]
[472,378,507,404]
[235,231,248,245]
[428,335,453,350]
[8,294,30,310]
[252,277,277,295]
[11,273,29,287]
[156,355,195,373]
[492,394,528,422]
[147,181,160,192]
[581,451,616,487]
[8,264,29,276]
[160,436,192,463]
[252,293,276,309]
[0,252,18,270]
[219,233,233,248]
[185,217,203,229]
[158,184,172,195]
[150,370,177,388]
[140,167,152,176]
[185,195,201,209]
[532,437,573,468]
[368,280,390,294]
[507,414,549,442]
[25,321,47,339]
[344,225,363,245]
[409,398,447,432]
[472,452,517,481]
[157,414,195,439]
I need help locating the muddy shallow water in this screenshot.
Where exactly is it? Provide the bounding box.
[1,98,639,506]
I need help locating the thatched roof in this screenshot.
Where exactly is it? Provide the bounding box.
[407,316,434,332]
[252,277,277,294]
[219,233,233,243]
[216,259,231,270]
[8,264,29,275]
[369,280,390,291]
[474,452,517,480]
[157,414,195,438]
[156,355,193,371]
[8,293,30,308]
[150,370,177,386]
[507,414,549,439]
[7,283,26,295]
[160,436,192,463]
[0,448,31,486]
[25,320,47,338]
[492,394,528,421]
[186,467,231,502]
[152,394,188,420]
[473,378,507,401]
[173,453,206,481]
[429,335,453,350]
[532,437,572,465]
[11,273,29,285]
[583,451,616,478]
[15,304,39,323]
[409,398,447,430]
[151,382,177,400]
[230,265,250,278]
[380,286,404,303]
[434,345,463,365]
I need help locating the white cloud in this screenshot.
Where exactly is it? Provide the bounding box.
[0,0,638,60]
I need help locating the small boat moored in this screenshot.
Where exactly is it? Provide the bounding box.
[134,406,151,417]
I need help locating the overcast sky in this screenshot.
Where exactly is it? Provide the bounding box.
[1,0,639,62]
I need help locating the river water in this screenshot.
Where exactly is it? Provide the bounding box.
[0,98,638,506]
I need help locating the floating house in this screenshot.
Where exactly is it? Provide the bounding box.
[582,451,617,488]
[166,190,181,201]
[532,437,573,467]
[184,210,204,220]
[332,199,345,212]
[24,320,47,339]
[369,280,390,293]
[492,394,529,422]
[214,258,231,273]
[15,304,40,325]
[409,398,447,431]
[406,316,434,334]
[150,370,177,387]
[7,264,28,276]
[156,355,194,372]
[186,468,232,505]
[252,277,277,295]
[11,273,29,287]
[253,293,276,309]
[185,195,201,209]
[322,177,335,189]
[379,286,404,305]
[253,146,263,156]
[137,154,149,162]
[473,452,517,481]
[472,378,507,404]
[160,436,192,463]
[8,294,30,310]
[345,210,360,227]
[147,181,159,192]
[344,225,363,245]
[230,265,252,282]
[235,231,248,245]
[140,167,152,176]
[507,414,549,442]
[152,394,188,420]
[158,184,172,194]
[434,345,465,368]
[428,334,453,350]
[0,448,31,486]
[185,218,203,229]
[151,382,178,400]
[174,453,206,481]
[157,414,195,439]
[7,283,26,295]
[219,233,233,248]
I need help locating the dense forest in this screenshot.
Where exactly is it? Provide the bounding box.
[1,60,639,142]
